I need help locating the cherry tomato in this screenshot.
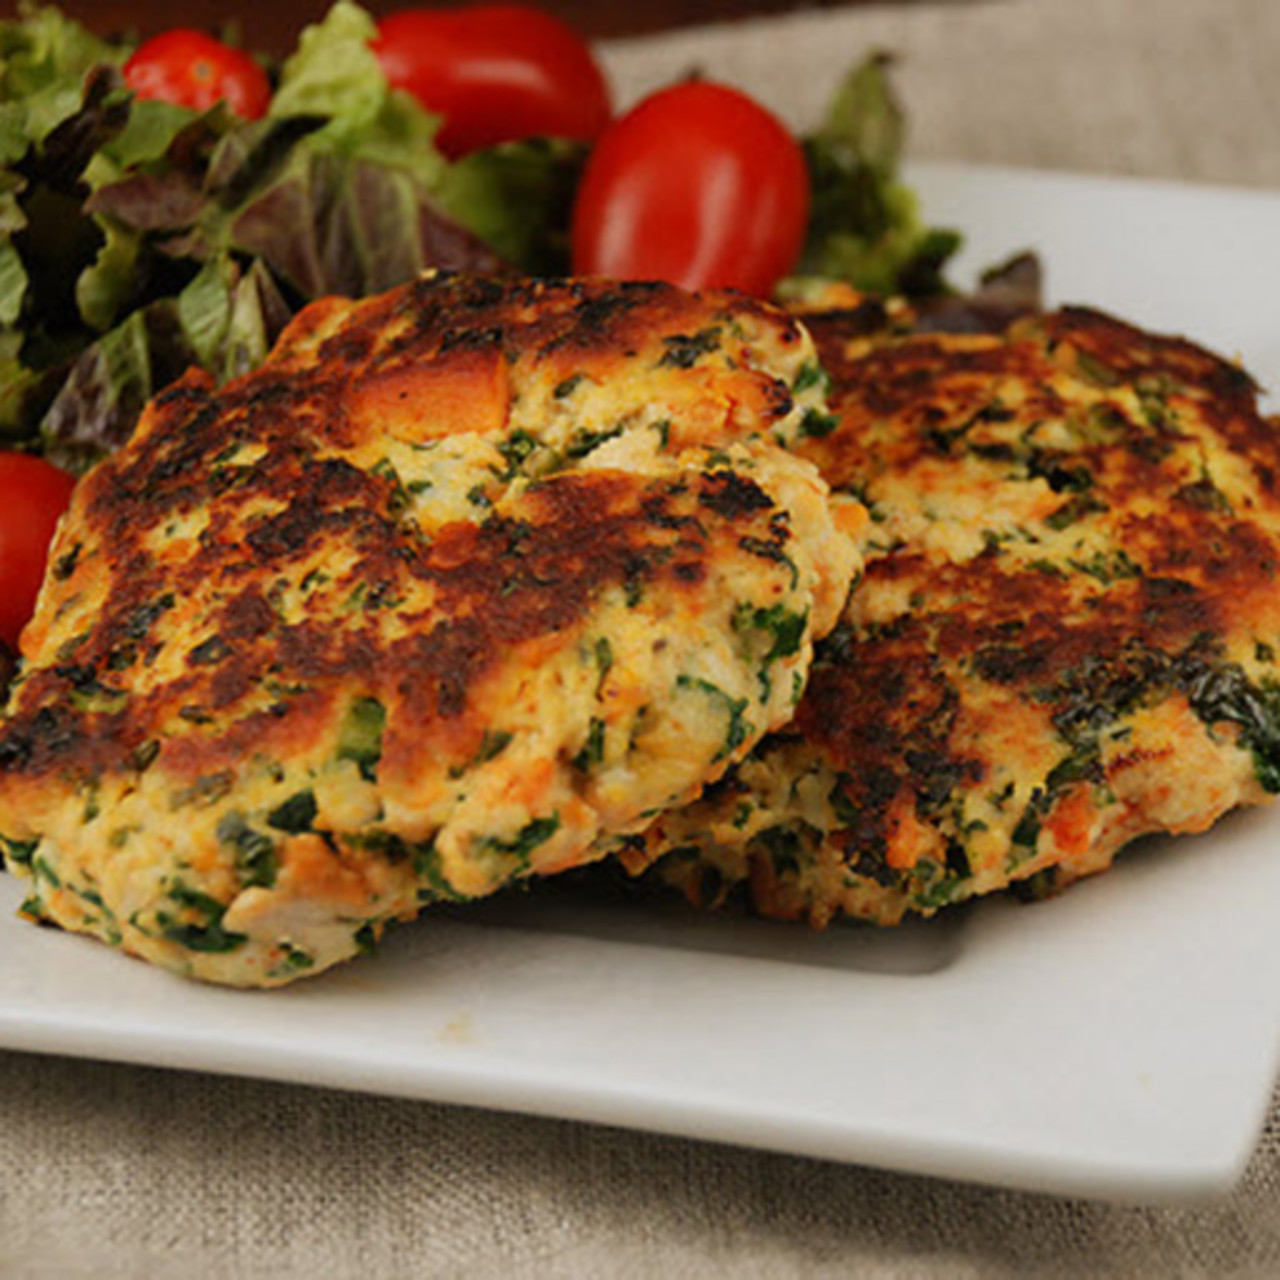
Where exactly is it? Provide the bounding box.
[123,30,272,121]
[373,5,612,159]
[570,81,810,297]
[0,455,77,653]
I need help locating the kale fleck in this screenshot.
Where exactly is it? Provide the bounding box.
[160,883,247,954]
[734,603,808,698]
[1176,656,1280,793]
[1045,492,1107,530]
[482,814,562,869]
[737,533,799,588]
[412,837,467,903]
[217,813,279,889]
[270,945,315,978]
[910,857,963,910]
[564,423,623,459]
[592,636,614,692]
[336,697,386,781]
[676,674,751,761]
[658,327,722,369]
[572,718,605,771]
[799,407,839,438]
[498,429,539,476]
[736,603,807,663]
[0,834,38,870]
[792,361,829,395]
[189,635,230,665]
[757,824,804,876]
[266,791,317,834]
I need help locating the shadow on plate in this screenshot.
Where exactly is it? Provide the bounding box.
[436,872,971,977]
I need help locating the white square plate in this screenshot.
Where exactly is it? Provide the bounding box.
[3,164,1280,1202]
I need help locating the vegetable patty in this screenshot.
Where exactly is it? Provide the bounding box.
[624,296,1280,924]
[0,273,859,984]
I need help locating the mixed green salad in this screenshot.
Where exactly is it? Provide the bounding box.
[0,2,961,472]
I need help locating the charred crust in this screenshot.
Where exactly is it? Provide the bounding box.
[0,461,794,780]
[735,298,1280,908]
[698,470,776,519]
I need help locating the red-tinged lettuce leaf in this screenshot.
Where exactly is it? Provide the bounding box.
[76,110,242,333]
[912,253,1043,334]
[38,303,194,471]
[92,98,218,177]
[214,3,499,295]
[267,0,444,194]
[0,1,552,467]
[85,168,206,233]
[229,146,503,299]
[92,99,501,301]
[1,61,203,381]
[39,253,293,471]
[85,111,297,244]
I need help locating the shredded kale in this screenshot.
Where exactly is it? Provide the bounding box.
[336,696,386,781]
[482,814,562,869]
[266,790,317,834]
[0,833,37,869]
[658,327,722,370]
[160,882,247,953]
[572,718,605,771]
[676,674,752,761]
[412,836,467,903]
[217,812,279,889]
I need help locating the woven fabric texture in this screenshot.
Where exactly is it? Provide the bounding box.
[4,1,1280,1276]
[601,0,1280,188]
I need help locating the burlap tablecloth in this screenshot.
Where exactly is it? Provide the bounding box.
[4,1,1280,1275]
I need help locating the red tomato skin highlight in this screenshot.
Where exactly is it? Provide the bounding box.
[373,6,612,158]
[124,29,271,120]
[570,81,810,297]
[0,455,76,653]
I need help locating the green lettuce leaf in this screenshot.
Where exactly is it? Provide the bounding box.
[0,174,29,328]
[74,213,139,331]
[789,52,960,297]
[0,4,123,159]
[269,1,389,132]
[3,64,135,367]
[269,1,445,185]
[90,98,219,179]
[0,4,120,97]
[176,253,290,381]
[220,256,293,381]
[440,138,586,275]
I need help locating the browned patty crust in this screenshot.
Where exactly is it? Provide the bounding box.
[629,300,1280,924]
[0,273,858,983]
